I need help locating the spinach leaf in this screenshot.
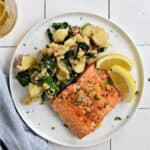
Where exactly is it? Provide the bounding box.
[62,59,72,70]
[16,70,31,86]
[47,28,53,42]
[52,22,70,30]
[41,76,59,93]
[77,42,89,52]
[63,51,75,71]
[65,50,75,59]
[97,47,106,53]
[41,56,56,68]
[30,66,41,74]
[40,76,60,103]
[60,72,77,90]
[40,56,56,77]
[86,52,96,58]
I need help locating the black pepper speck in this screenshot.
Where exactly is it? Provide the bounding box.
[26,111,29,114]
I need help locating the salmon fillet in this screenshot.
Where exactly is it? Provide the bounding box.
[52,64,121,138]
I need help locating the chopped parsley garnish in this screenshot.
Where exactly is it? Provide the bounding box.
[108,78,113,85]
[114,116,122,121]
[76,96,83,102]
[64,124,68,128]
[76,88,81,93]
[51,126,55,130]
[73,96,83,105]
[135,90,139,95]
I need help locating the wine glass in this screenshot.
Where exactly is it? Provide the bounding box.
[0,0,18,38]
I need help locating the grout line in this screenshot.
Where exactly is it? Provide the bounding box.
[0,46,17,48]
[108,0,110,19]
[136,44,150,46]
[110,138,112,150]
[139,107,150,110]
[44,0,46,19]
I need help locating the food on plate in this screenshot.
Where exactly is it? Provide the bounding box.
[82,24,109,47]
[16,22,110,104]
[15,22,136,138]
[108,65,136,102]
[17,55,36,71]
[53,64,121,138]
[53,29,68,43]
[96,54,133,71]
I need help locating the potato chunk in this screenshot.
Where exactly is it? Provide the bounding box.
[82,25,94,37]
[56,58,70,81]
[92,28,108,47]
[28,83,42,98]
[17,55,36,71]
[53,29,68,43]
[39,43,69,57]
[69,56,86,73]
[64,38,76,47]
[74,34,90,45]
[82,25,109,47]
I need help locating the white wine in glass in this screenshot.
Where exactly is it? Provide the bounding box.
[0,0,17,38]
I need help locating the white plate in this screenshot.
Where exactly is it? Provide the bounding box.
[9,12,144,147]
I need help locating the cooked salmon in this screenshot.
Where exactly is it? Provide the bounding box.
[52,64,121,138]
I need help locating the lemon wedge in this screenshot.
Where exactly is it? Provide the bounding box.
[108,65,136,102]
[96,54,133,71]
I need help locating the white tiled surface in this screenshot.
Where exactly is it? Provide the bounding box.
[0,0,150,150]
[51,141,109,150]
[46,0,108,18]
[111,109,150,150]
[137,46,150,108]
[111,0,150,45]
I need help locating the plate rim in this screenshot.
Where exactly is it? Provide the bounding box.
[9,12,144,147]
